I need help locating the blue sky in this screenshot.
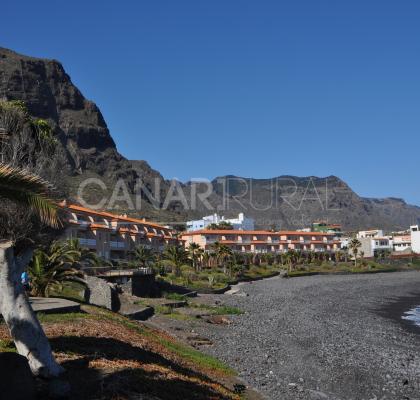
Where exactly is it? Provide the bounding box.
[2,0,420,204]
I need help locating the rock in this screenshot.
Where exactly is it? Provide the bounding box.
[205,315,232,325]
[308,389,330,399]
[85,276,119,311]
[0,353,36,400]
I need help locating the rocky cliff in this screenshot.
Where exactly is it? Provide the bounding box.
[1,47,419,230]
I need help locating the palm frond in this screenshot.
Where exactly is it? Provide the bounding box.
[0,163,60,227]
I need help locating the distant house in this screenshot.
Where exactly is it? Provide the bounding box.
[359,236,393,258]
[392,235,411,252]
[186,213,254,232]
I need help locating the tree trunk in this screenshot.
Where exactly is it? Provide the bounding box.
[0,241,64,377]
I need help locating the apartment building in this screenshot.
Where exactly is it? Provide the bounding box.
[186,213,255,232]
[61,203,180,262]
[181,229,340,253]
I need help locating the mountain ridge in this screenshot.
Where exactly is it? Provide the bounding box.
[1,46,419,230]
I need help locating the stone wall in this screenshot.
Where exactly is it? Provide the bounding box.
[84,276,120,311]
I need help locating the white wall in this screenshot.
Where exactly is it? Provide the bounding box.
[411,231,420,254]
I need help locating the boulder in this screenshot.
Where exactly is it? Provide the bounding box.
[84,276,119,311]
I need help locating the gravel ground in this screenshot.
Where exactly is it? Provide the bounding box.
[195,271,420,400]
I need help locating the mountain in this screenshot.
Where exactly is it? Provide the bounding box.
[1,46,419,231]
[0,46,181,222]
[191,175,420,231]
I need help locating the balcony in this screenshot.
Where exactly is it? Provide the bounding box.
[78,238,96,247]
[110,241,125,249]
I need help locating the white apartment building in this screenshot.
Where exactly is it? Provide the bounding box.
[410,225,420,254]
[357,229,384,239]
[186,213,255,232]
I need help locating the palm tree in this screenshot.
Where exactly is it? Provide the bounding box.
[65,238,101,269]
[0,163,59,227]
[162,245,188,277]
[348,238,362,268]
[28,239,97,297]
[217,244,233,274]
[133,245,155,268]
[0,163,63,376]
[188,242,201,272]
[210,241,222,266]
[334,250,342,266]
[202,251,210,269]
[29,250,82,298]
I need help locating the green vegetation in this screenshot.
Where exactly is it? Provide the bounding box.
[0,339,16,353]
[48,281,85,302]
[37,312,91,324]
[207,221,234,230]
[0,163,59,228]
[286,260,406,277]
[28,238,98,297]
[156,244,283,291]
[163,292,187,301]
[190,303,243,316]
[0,100,59,227]
[348,237,362,268]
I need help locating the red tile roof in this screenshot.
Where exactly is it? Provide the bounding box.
[63,204,170,230]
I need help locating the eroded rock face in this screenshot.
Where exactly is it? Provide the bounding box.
[1,47,419,229]
[0,47,171,212]
[0,47,116,172]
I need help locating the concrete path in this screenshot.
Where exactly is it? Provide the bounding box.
[29,297,81,314]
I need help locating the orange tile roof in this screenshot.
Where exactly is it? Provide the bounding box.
[89,223,112,231]
[63,204,171,230]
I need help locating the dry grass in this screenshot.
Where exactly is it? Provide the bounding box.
[0,306,240,400]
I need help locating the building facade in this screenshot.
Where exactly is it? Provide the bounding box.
[181,230,340,253]
[186,213,255,232]
[392,235,411,252]
[358,236,393,258]
[357,229,384,239]
[61,204,181,262]
[410,225,420,254]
